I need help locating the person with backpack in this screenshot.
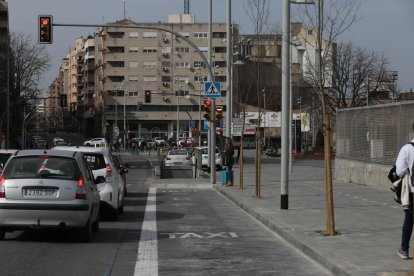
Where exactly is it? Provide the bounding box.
[395,121,414,259]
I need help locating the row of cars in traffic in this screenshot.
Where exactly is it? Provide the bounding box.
[164,146,223,170]
[0,144,129,242]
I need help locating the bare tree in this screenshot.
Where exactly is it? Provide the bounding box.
[331,42,390,108]
[0,32,50,146]
[296,0,362,236]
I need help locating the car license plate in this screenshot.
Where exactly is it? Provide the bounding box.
[24,188,58,197]
[174,162,183,165]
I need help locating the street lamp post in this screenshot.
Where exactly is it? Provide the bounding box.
[175,74,181,140]
[123,89,127,151]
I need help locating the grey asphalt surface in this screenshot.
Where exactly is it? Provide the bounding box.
[127,148,414,276]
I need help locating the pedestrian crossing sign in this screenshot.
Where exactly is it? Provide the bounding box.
[204,82,221,98]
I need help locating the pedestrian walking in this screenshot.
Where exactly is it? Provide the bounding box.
[224,137,235,187]
[395,120,414,259]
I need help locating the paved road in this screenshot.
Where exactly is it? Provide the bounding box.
[0,151,331,275]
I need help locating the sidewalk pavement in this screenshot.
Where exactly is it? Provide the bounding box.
[122,150,413,275]
[215,159,413,276]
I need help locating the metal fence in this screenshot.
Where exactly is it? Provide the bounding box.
[336,101,414,165]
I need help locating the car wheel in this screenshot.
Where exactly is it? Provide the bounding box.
[85,143,90,147]
[92,209,99,233]
[0,230,5,240]
[78,217,92,243]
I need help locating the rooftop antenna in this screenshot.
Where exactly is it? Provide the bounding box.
[184,0,189,14]
[122,2,127,19]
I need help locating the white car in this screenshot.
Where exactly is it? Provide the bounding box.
[53,137,65,146]
[84,138,107,147]
[193,147,222,170]
[165,149,192,166]
[53,146,125,220]
[154,137,166,146]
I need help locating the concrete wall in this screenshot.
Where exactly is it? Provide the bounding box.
[335,158,391,191]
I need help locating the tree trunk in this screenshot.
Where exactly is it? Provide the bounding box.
[324,115,335,235]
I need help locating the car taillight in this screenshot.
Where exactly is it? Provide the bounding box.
[77,177,85,187]
[0,176,5,198]
[106,164,112,173]
[75,176,86,199]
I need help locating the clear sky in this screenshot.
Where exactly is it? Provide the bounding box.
[7,0,414,92]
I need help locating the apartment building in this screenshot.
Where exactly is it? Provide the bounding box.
[89,15,238,141]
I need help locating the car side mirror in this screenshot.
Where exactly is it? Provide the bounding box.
[95,175,106,184]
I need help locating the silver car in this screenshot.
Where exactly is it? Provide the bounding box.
[53,146,125,220]
[0,150,101,242]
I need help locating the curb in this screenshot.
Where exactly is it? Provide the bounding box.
[214,185,351,276]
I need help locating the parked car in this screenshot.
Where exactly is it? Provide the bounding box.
[112,153,129,195]
[192,146,222,170]
[179,137,195,147]
[154,137,166,146]
[53,146,125,219]
[53,137,65,146]
[34,139,48,149]
[164,149,192,166]
[83,138,107,147]
[0,149,102,242]
[146,139,156,149]
[0,149,17,173]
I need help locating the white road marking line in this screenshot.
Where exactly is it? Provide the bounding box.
[134,187,158,276]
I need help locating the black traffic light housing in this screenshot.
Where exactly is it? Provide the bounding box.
[215,105,224,121]
[203,99,212,121]
[144,90,151,103]
[38,15,53,44]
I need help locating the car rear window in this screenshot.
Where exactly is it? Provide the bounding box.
[170,149,188,155]
[82,153,106,170]
[3,156,80,180]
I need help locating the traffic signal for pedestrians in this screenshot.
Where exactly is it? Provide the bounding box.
[137,101,142,111]
[144,90,151,103]
[203,99,212,121]
[38,15,53,44]
[215,105,224,121]
[59,94,67,107]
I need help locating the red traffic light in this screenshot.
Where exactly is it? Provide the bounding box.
[41,19,49,26]
[38,15,53,44]
[204,99,212,106]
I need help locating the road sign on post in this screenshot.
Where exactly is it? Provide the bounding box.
[204,82,221,98]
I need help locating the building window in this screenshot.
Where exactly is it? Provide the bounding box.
[107,46,125,53]
[129,61,139,68]
[161,61,171,67]
[197,47,208,52]
[129,76,139,82]
[143,76,157,82]
[162,76,171,82]
[175,62,190,68]
[129,47,139,52]
[128,91,139,96]
[178,32,190,38]
[194,32,208,38]
[143,61,157,69]
[161,47,171,54]
[175,47,190,53]
[129,32,139,38]
[194,75,206,82]
[143,47,157,53]
[143,32,158,38]
[194,61,206,68]
[108,61,125,67]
